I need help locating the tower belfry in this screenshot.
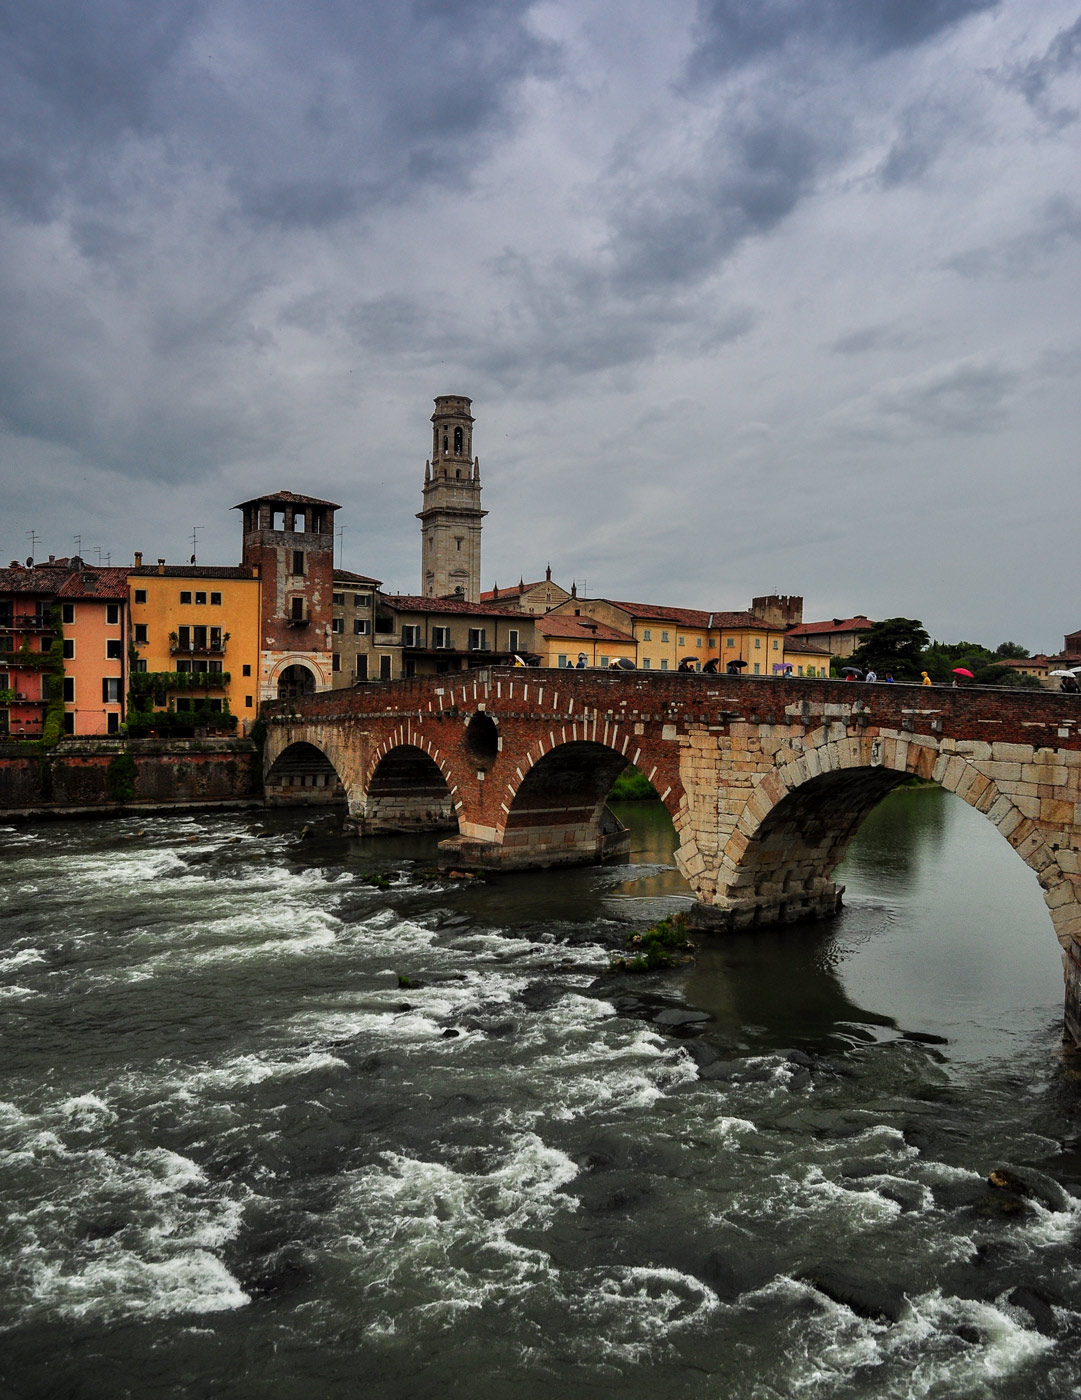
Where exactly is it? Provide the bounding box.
[417,394,486,601]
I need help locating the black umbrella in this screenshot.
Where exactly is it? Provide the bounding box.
[842,666,863,676]
[611,657,636,670]
[726,659,748,672]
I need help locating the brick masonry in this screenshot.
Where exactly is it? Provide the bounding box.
[265,670,1081,1044]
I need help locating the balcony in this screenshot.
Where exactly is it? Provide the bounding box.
[169,632,228,656]
[1,614,53,632]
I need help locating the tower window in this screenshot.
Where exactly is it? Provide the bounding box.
[291,550,305,575]
[454,427,463,454]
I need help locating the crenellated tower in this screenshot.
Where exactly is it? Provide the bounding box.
[417,395,486,601]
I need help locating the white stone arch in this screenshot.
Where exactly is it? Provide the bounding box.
[713,729,1078,952]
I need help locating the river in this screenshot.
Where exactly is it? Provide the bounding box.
[1,787,1079,1398]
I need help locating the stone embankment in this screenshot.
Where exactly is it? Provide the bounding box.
[0,737,261,819]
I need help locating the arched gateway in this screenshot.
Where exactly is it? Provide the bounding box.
[264,670,1081,1044]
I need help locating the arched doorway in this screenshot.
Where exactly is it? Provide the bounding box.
[278,664,316,700]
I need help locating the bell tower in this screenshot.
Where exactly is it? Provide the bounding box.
[417,395,486,601]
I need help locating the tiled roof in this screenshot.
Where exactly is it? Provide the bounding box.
[535,615,636,643]
[57,567,131,600]
[597,599,772,631]
[334,568,382,586]
[782,637,833,655]
[481,580,554,600]
[380,594,532,619]
[788,616,873,637]
[233,490,341,509]
[129,564,256,579]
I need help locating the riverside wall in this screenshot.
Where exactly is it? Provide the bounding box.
[0,738,261,818]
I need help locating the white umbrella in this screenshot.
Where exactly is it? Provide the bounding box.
[1050,670,1075,677]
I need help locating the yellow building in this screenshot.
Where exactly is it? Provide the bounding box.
[534,613,637,669]
[127,559,261,732]
[547,597,807,674]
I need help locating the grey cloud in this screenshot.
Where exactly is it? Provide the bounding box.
[831,323,922,355]
[946,196,1081,277]
[839,358,1019,438]
[1006,13,1081,122]
[687,0,998,80]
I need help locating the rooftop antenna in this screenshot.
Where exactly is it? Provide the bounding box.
[103,552,111,566]
[336,525,347,569]
[190,525,204,565]
[93,546,103,565]
[26,528,40,562]
[73,534,82,557]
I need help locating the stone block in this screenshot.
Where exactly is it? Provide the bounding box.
[992,742,1035,763]
[1040,797,1075,826]
[979,761,1023,784]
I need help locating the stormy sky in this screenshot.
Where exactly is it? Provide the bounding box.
[2,0,1078,650]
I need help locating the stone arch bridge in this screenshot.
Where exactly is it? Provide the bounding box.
[263,669,1081,1042]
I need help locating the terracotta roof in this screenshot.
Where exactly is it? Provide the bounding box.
[129,564,256,579]
[233,490,341,510]
[57,566,131,600]
[481,579,562,601]
[594,599,774,631]
[334,568,382,587]
[788,615,873,638]
[782,637,833,655]
[380,594,532,619]
[535,615,636,643]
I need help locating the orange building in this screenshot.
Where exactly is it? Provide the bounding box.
[127,559,261,732]
[58,566,130,735]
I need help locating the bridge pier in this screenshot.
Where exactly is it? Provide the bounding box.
[687,883,845,932]
[438,804,630,870]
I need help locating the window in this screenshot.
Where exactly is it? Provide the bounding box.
[134,659,147,673]
[180,591,192,605]
[772,639,779,650]
[102,678,122,703]
[661,630,669,643]
[678,636,685,646]
[106,640,122,659]
[641,658,651,669]
[660,659,669,671]
[355,656,368,681]
[242,664,251,676]
[41,675,50,700]
[753,662,760,674]
[63,713,75,734]
[797,666,804,677]
[290,597,305,621]
[332,654,341,672]
[107,713,119,734]
[177,626,190,650]
[245,696,253,708]
[468,628,487,651]
[379,654,392,680]
[63,640,75,659]
[354,594,368,608]
[508,629,519,653]
[63,678,75,702]
[402,625,421,647]
[106,604,120,625]
[432,626,451,649]
[134,589,147,604]
[209,660,223,674]
[331,617,343,634]
[726,638,735,649]
[177,698,192,712]
[192,625,209,651]
[754,638,761,649]
[134,623,148,645]
[696,638,703,648]
[195,592,206,606]
[291,551,305,576]
[557,654,568,668]
[642,629,652,641]
[332,592,344,606]
[62,603,75,625]
[600,655,609,667]
[211,592,222,606]
[354,619,370,635]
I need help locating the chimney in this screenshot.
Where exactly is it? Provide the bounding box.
[134,551,143,567]
[157,558,166,574]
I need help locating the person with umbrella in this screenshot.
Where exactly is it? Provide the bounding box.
[726,659,747,675]
[951,667,974,687]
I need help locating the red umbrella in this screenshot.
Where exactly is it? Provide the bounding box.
[952,667,974,678]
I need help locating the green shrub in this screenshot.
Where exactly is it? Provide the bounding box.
[610,913,696,972]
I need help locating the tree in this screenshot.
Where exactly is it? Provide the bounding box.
[995,641,1030,659]
[847,618,930,679]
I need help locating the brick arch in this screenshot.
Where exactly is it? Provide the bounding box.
[493,734,683,869]
[710,732,1076,950]
[359,732,461,835]
[263,735,349,806]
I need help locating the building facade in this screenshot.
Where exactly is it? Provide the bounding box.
[481,567,571,615]
[235,490,339,699]
[418,396,486,602]
[127,560,261,730]
[330,568,382,686]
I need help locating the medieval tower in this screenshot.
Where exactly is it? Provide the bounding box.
[417,395,486,601]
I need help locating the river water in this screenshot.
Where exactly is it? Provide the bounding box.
[1,788,1080,1398]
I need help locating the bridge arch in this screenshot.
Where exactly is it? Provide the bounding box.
[264,739,347,806]
[359,735,460,834]
[706,731,1076,952]
[488,738,679,868]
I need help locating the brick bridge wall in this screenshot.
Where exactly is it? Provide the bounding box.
[264,669,1081,1042]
